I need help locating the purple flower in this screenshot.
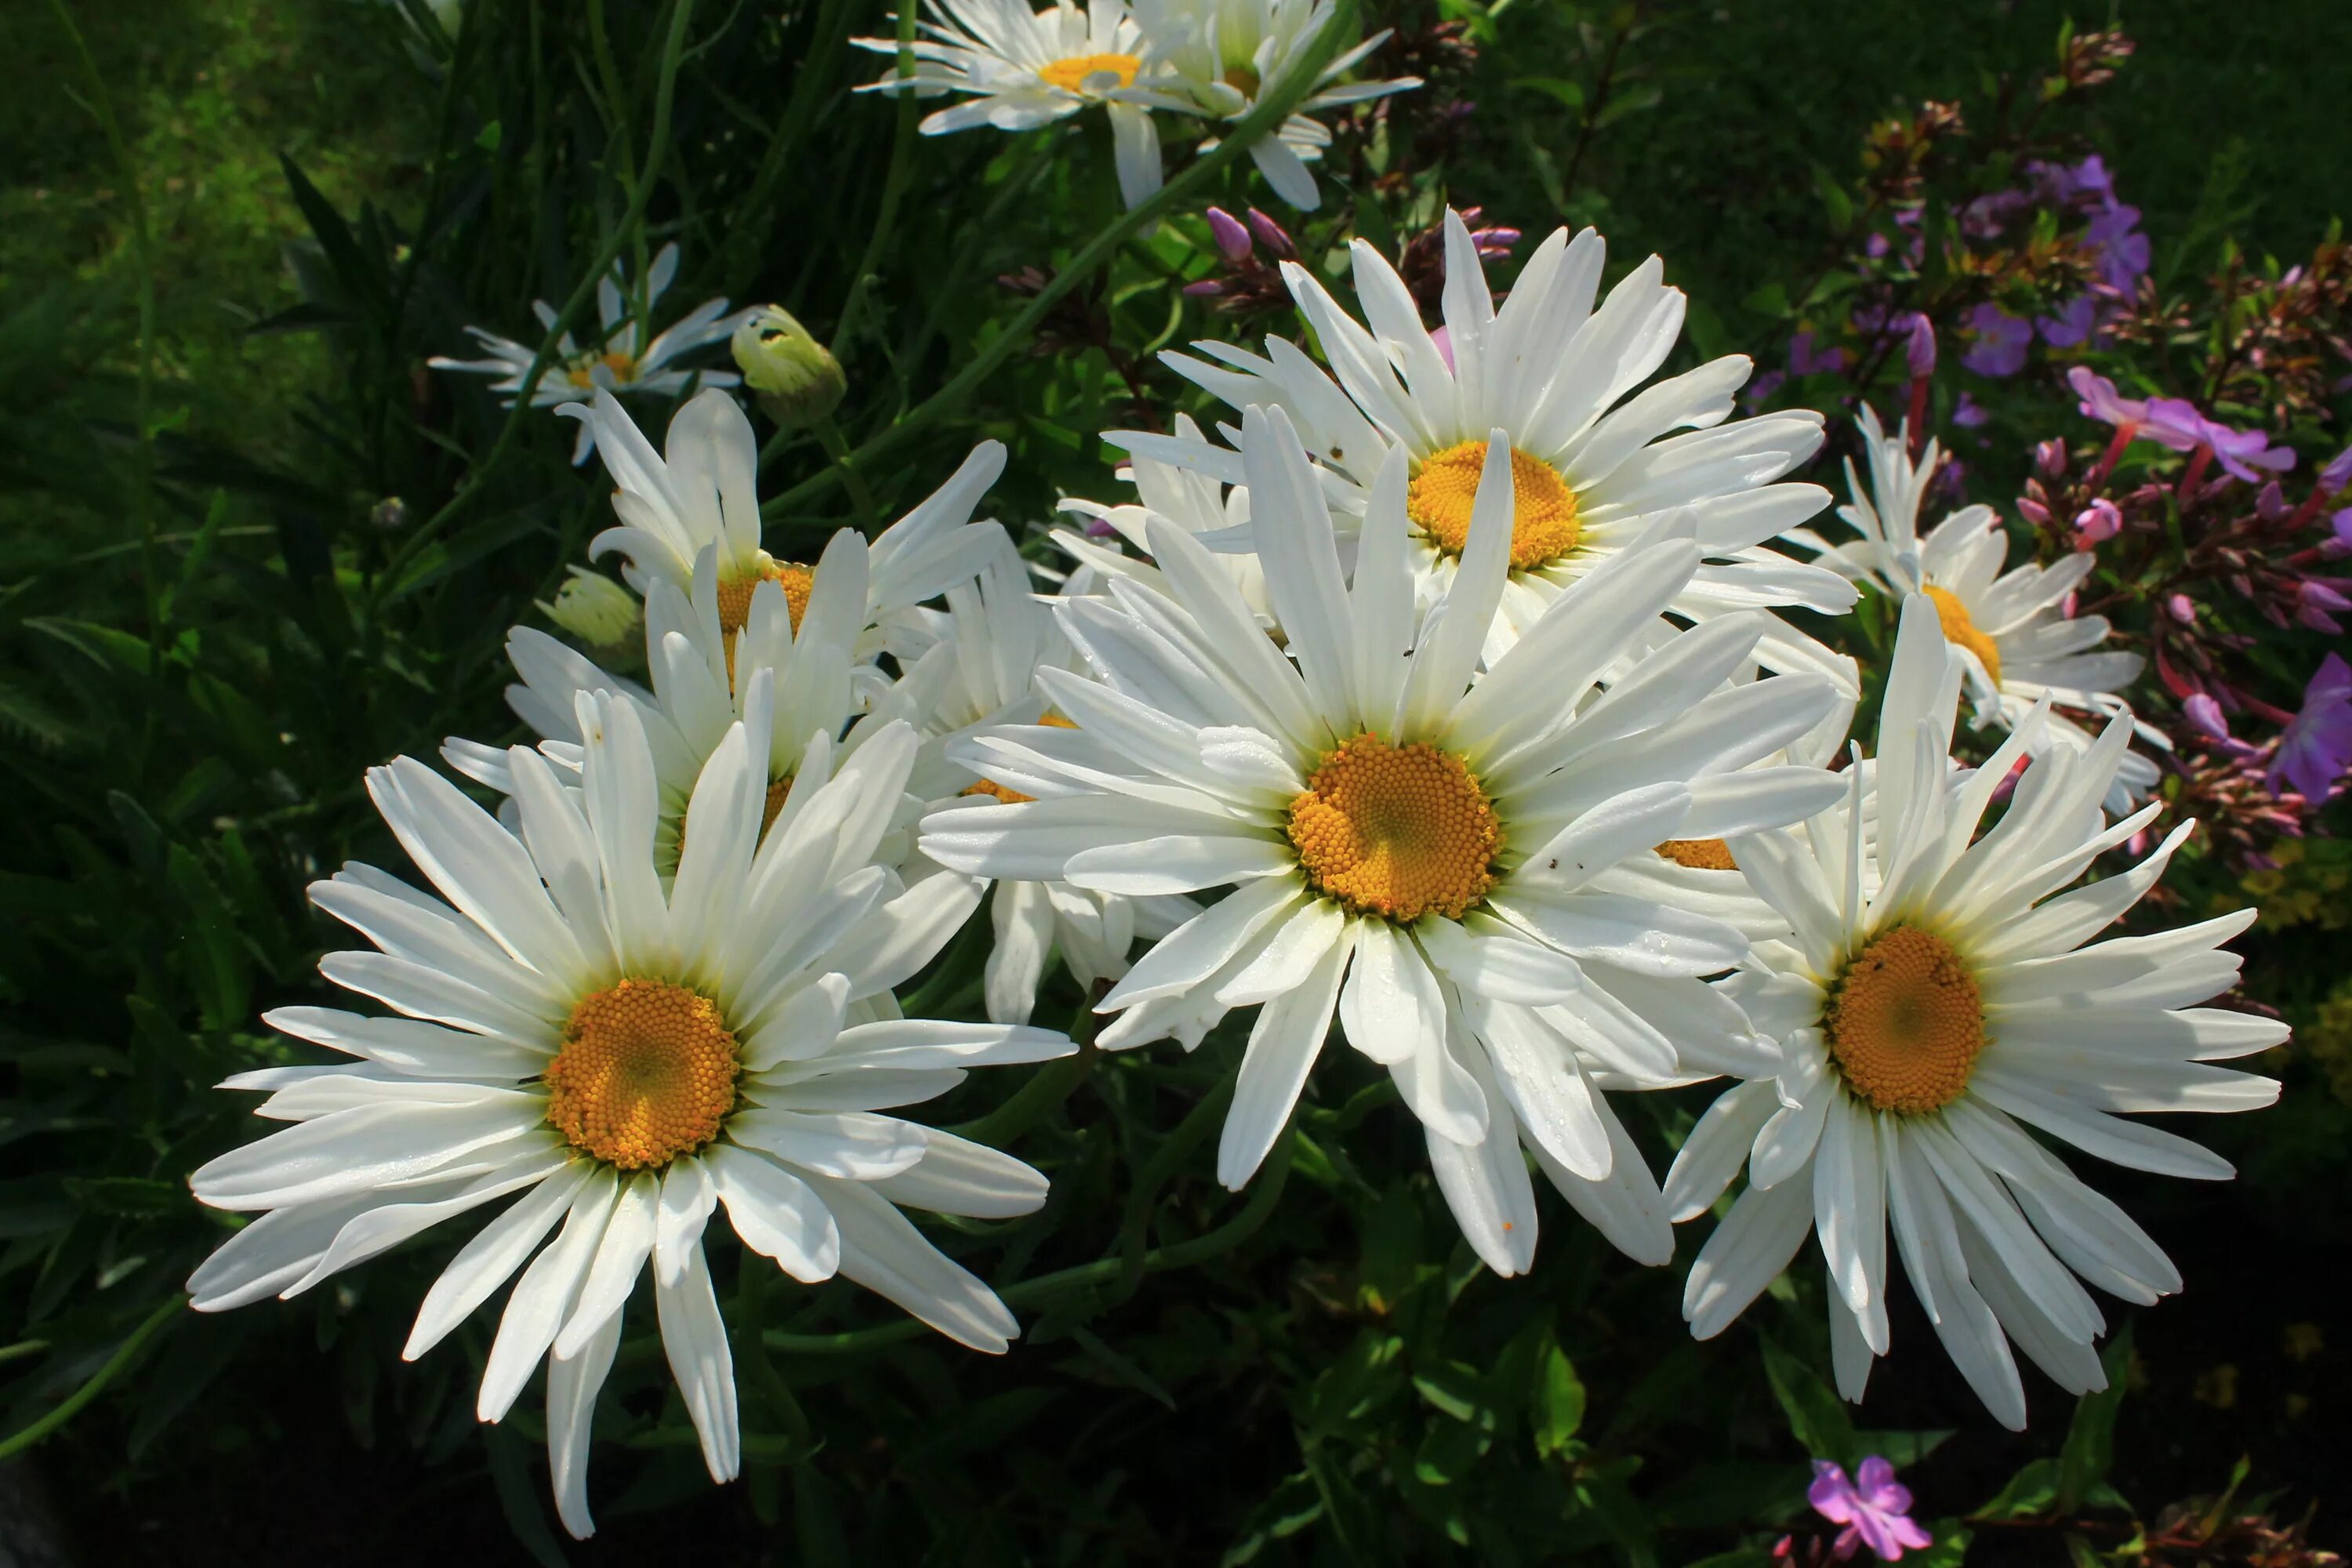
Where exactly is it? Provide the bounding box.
[2038,293,2101,349]
[2085,202,2151,291]
[2319,445,2352,495]
[1809,1459,1934,1562]
[2069,366,2147,428]
[2184,693,2231,741]
[2272,653,2352,802]
[1744,368,1788,408]
[2074,498,2122,543]
[1789,331,1849,377]
[1961,303,2032,377]
[2296,579,2352,634]
[1204,207,1252,263]
[1951,391,1989,428]
[2326,507,2352,559]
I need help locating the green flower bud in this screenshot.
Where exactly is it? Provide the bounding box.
[539,567,642,662]
[732,305,846,430]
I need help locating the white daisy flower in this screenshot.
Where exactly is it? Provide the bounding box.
[902,542,1197,1022]
[568,387,1006,658]
[1127,0,1417,210]
[428,244,755,464]
[1668,593,2281,1427]
[922,407,1849,1274]
[187,705,1074,1537]
[1792,408,2164,811]
[855,0,1191,209]
[1115,211,1857,689]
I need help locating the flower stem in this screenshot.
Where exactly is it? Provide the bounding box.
[0,1296,181,1460]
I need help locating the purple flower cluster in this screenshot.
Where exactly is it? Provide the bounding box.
[2067,368,2298,484]
[1774,1457,1934,1564]
[1962,156,2150,376]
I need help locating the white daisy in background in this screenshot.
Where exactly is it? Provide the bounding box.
[1668,593,2281,1426]
[1053,412,1277,631]
[1127,0,1417,210]
[901,541,1196,1022]
[924,407,1848,1274]
[855,0,1192,209]
[428,245,756,464]
[1790,408,2164,811]
[187,704,1074,1537]
[1116,211,1857,692]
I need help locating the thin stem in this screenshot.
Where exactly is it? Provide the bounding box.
[48,0,161,779]
[0,1297,181,1460]
[813,416,880,531]
[376,0,701,601]
[757,0,1361,522]
[828,0,923,358]
[950,994,1102,1146]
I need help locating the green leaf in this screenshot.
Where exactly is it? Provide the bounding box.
[1761,1336,1858,1468]
[1410,1360,1487,1423]
[1512,76,1586,112]
[2056,1320,2132,1512]
[1977,1457,2059,1520]
[1534,1344,1586,1457]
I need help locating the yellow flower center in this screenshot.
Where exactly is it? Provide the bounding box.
[1657,838,1737,871]
[716,560,815,637]
[566,349,640,390]
[962,715,1076,805]
[1923,584,2002,686]
[676,776,793,869]
[1039,52,1142,92]
[1222,64,1261,97]
[1822,926,1987,1115]
[1287,732,1502,922]
[1405,440,1581,572]
[543,979,740,1169]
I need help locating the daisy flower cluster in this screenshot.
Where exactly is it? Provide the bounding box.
[198,198,2283,1534]
[855,0,1418,210]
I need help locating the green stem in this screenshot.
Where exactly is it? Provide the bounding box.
[1113,1076,1236,1300]
[756,0,1360,522]
[813,415,880,531]
[949,994,1101,1146]
[0,1341,50,1367]
[375,0,701,602]
[0,1297,181,1460]
[725,0,866,292]
[826,0,922,361]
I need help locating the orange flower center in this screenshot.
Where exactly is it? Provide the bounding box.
[1823,926,1987,1114]
[1657,838,1737,871]
[566,349,640,389]
[543,979,739,1169]
[1923,585,2002,686]
[1287,732,1502,922]
[1039,52,1142,92]
[1405,439,1581,572]
[716,560,815,637]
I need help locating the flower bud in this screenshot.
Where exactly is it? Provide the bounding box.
[2073,498,2122,543]
[1245,208,1296,259]
[1904,313,1936,379]
[2034,438,2068,477]
[732,306,846,430]
[542,566,643,655]
[1205,207,1253,264]
[2166,592,2197,626]
[2183,692,2230,741]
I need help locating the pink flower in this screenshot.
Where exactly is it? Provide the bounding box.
[2065,369,2295,482]
[2068,365,2147,427]
[2074,498,2122,543]
[1809,1459,1933,1562]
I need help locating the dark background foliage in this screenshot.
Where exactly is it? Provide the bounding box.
[2,1,2347,1563]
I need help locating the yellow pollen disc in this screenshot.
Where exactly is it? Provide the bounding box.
[543,979,740,1169]
[962,714,1076,805]
[1822,926,1987,1115]
[1657,838,1737,871]
[1406,440,1581,572]
[1287,732,1502,923]
[566,350,640,390]
[1222,64,1261,96]
[1923,585,2002,686]
[716,560,815,637]
[1039,52,1142,92]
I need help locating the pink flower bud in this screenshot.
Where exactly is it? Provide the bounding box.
[2074,499,2122,543]
[1245,208,1295,259]
[2167,593,2197,625]
[2034,438,2069,477]
[1204,207,1252,264]
[1904,314,1936,378]
[2183,693,2230,740]
[2018,498,2052,525]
